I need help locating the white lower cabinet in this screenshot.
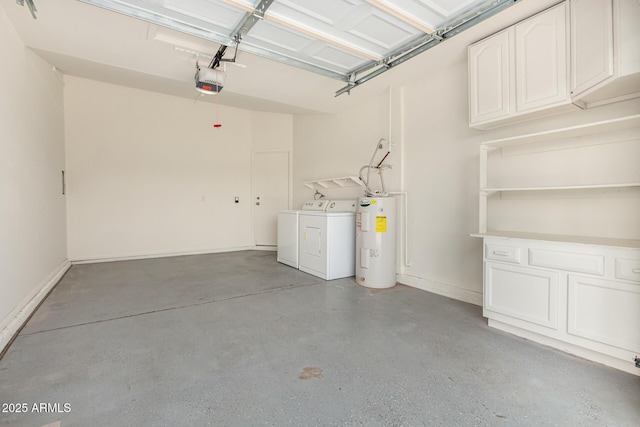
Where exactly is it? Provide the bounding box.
[483,237,640,375]
[567,275,640,354]
[485,262,559,330]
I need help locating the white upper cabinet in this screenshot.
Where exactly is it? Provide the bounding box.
[570,0,640,106]
[515,3,569,112]
[468,3,574,129]
[570,0,614,96]
[468,29,512,126]
[469,0,640,128]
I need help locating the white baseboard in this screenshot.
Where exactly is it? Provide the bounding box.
[70,246,258,264]
[1,259,71,354]
[397,274,482,306]
[488,319,639,376]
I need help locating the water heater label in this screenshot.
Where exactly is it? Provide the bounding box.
[376,216,387,232]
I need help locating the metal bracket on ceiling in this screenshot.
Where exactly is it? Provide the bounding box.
[231,0,276,42]
[253,0,274,18]
[431,31,444,42]
[335,0,522,97]
[209,45,228,69]
[208,0,274,71]
[343,73,357,95]
[16,0,37,19]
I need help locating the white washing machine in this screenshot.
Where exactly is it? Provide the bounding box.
[277,200,329,268]
[298,200,357,280]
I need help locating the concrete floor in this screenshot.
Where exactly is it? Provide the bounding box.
[0,251,638,426]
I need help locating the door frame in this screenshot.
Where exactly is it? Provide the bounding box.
[251,149,292,247]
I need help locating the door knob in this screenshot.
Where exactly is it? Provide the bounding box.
[256,202,260,205]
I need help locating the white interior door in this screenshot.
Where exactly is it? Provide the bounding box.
[253,151,289,246]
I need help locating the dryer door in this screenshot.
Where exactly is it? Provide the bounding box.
[303,226,321,257]
[298,214,328,279]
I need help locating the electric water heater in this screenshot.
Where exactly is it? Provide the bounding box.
[355,196,397,289]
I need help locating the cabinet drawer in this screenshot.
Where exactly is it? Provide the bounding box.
[485,243,522,264]
[529,248,604,276]
[615,258,640,282]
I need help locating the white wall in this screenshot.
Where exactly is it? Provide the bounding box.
[65,77,292,261]
[399,54,486,303]
[0,7,68,342]
[251,111,293,152]
[292,2,640,305]
[293,87,401,207]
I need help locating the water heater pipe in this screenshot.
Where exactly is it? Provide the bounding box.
[367,138,385,195]
[387,191,410,267]
[360,138,391,196]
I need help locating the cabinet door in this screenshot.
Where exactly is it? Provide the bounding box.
[468,29,512,126]
[617,0,640,78]
[570,0,613,96]
[568,275,640,352]
[484,262,559,329]
[515,4,569,112]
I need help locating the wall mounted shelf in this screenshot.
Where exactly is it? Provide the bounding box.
[303,176,363,190]
[470,231,640,250]
[481,114,640,149]
[481,182,640,194]
[477,114,640,244]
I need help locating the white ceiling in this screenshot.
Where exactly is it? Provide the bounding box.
[2,0,558,114]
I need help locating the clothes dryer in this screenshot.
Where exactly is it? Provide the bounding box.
[298,200,356,280]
